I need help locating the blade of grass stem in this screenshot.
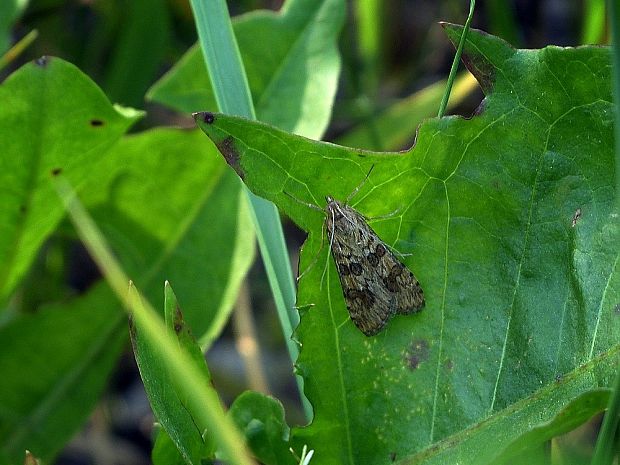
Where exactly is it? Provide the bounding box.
[438,0,476,118]
[591,369,620,465]
[54,179,254,465]
[0,30,38,71]
[188,0,309,419]
[581,0,607,45]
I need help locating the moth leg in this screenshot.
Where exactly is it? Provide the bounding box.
[283,190,322,211]
[366,206,402,221]
[381,240,413,259]
[320,208,338,290]
[297,224,327,282]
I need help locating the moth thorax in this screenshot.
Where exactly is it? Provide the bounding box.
[325,196,345,221]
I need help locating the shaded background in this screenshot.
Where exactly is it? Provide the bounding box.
[1,0,608,464]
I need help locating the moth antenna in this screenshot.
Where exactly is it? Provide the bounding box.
[345,164,375,204]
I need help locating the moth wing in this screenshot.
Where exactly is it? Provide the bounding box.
[393,266,425,315]
[347,286,394,336]
[331,247,395,337]
[379,250,425,315]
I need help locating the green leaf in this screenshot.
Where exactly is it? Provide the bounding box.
[0,127,254,463]
[493,389,610,465]
[82,128,255,343]
[195,26,619,465]
[0,57,142,302]
[398,371,614,464]
[131,283,215,465]
[152,427,190,465]
[148,0,344,139]
[0,285,125,464]
[229,391,293,465]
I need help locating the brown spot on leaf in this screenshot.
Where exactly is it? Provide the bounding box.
[202,112,215,124]
[51,167,62,176]
[90,119,104,127]
[444,359,454,371]
[173,305,184,334]
[192,111,215,124]
[217,136,244,179]
[405,339,430,370]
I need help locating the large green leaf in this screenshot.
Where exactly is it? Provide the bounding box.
[0,124,254,463]
[82,127,255,342]
[0,57,141,302]
[148,0,344,139]
[195,26,619,465]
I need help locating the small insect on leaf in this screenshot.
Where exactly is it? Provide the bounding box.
[318,168,424,336]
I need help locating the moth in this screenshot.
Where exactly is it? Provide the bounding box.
[324,195,425,336]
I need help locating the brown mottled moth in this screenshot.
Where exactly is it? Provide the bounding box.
[323,194,425,336]
[293,167,425,336]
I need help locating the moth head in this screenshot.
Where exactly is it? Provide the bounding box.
[325,195,334,203]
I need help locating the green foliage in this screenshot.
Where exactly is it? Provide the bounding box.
[195,25,619,464]
[230,391,293,465]
[131,283,216,465]
[0,286,125,464]
[148,0,344,139]
[0,60,254,463]
[1,1,618,465]
[0,57,141,302]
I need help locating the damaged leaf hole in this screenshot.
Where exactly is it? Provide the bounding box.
[90,119,104,127]
[51,167,63,176]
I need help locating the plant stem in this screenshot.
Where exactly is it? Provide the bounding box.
[189,0,310,419]
[438,0,476,118]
